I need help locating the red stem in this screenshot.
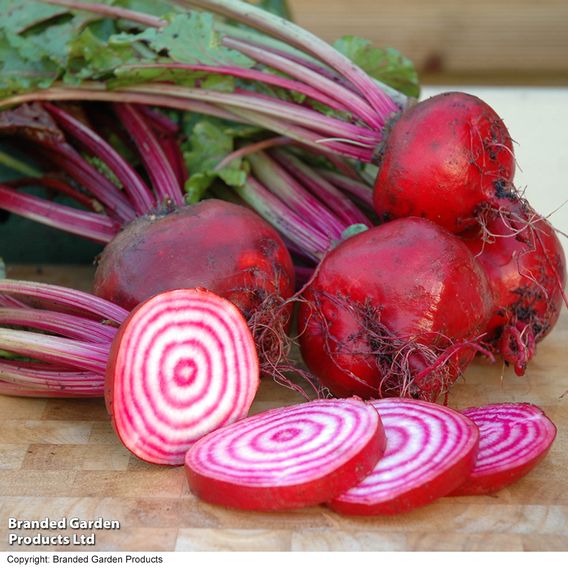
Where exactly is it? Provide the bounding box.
[0,307,118,344]
[0,329,109,373]
[9,175,100,211]
[0,280,129,324]
[44,103,156,215]
[41,144,136,224]
[114,104,185,207]
[271,150,372,227]
[222,36,381,128]
[0,184,119,244]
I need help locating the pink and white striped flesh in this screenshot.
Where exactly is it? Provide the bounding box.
[329,398,479,515]
[185,398,386,511]
[106,288,260,465]
[451,403,557,496]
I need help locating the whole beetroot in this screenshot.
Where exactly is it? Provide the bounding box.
[461,200,567,375]
[374,92,515,233]
[298,217,494,401]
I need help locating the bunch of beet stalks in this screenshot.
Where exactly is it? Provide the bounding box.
[2,95,567,403]
[0,0,565,402]
[0,101,354,398]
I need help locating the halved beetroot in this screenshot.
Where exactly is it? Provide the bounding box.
[106,288,260,465]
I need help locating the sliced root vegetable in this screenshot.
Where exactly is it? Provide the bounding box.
[106,288,260,466]
[329,398,479,516]
[450,403,557,496]
[185,398,385,511]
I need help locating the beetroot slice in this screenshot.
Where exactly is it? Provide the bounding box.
[329,398,479,515]
[185,398,386,511]
[450,403,557,496]
[106,288,259,465]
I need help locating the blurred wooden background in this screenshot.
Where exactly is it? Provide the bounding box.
[288,0,568,85]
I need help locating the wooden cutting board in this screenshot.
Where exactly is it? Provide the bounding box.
[0,265,566,552]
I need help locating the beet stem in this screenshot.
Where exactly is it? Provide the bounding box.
[236,178,326,263]
[271,150,372,227]
[315,169,374,208]
[179,0,400,118]
[214,136,290,172]
[0,184,118,244]
[114,104,185,208]
[41,144,136,224]
[0,361,104,393]
[124,62,351,117]
[248,151,346,239]
[10,175,101,212]
[42,0,166,28]
[222,36,381,129]
[0,307,118,344]
[0,279,129,324]
[44,103,156,215]
[0,86,374,161]
[0,329,109,373]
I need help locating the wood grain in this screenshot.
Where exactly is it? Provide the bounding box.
[288,0,568,84]
[0,265,566,552]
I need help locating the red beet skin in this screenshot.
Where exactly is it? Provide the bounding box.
[94,199,295,319]
[461,201,567,375]
[451,403,557,495]
[374,92,515,233]
[185,399,386,511]
[298,218,493,400]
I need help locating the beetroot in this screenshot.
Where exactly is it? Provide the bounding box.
[374,92,515,233]
[185,398,385,511]
[107,288,260,465]
[298,218,494,401]
[0,103,301,390]
[461,200,567,375]
[0,282,260,463]
[451,403,556,496]
[93,199,294,321]
[329,398,479,515]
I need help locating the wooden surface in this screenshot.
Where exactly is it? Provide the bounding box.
[0,265,567,552]
[289,0,568,85]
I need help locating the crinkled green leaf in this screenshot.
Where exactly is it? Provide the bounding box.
[333,36,420,98]
[183,119,252,202]
[113,12,254,68]
[0,257,5,279]
[0,0,65,33]
[0,31,59,96]
[66,27,151,82]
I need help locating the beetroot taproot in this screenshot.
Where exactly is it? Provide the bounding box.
[94,199,294,320]
[298,218,494,401]
[461,200,567,375]
[374,92,515,233]
[107,288,260,465]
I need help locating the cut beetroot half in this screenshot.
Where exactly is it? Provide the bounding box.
[329,398,479,515]
[185,398,386,511]
[106,288,260,465]
[451,402,557,496]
